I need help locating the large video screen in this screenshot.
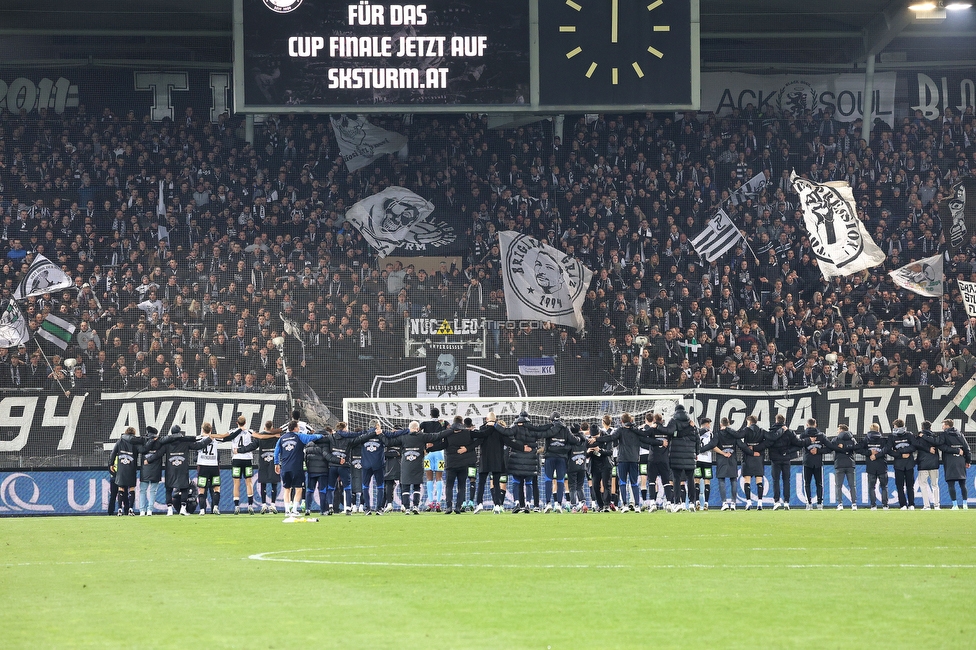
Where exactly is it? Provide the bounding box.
[240,0,531,110]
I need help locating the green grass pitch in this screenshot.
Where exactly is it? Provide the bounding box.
[2,512,974,649]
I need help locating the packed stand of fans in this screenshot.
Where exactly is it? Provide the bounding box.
[1,102,975,394]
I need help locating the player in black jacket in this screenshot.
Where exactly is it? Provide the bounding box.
[887,419,916,509]
[427,417,483,514]
[586,422,614,512]
[304,427,332,515]
[567,424,589,512]
[938,420,972,509]
[658,404,697,512]
[472,413,508,513]
[109,426,145,516]
[495,412,552,513]
[254,423,282,514]
[738,415,768,510]
[765,414,801,509]
[826,424,857,510]
[914,421,941,509]
[700,418,742,510]
[382,438,402,513]
[138,426,163,515]
[642,412,674,511]
[798,419,827,509]
[857,423,890,509]
[541,412,579,513]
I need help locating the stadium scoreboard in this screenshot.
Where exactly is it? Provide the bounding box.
[234,0,700,113]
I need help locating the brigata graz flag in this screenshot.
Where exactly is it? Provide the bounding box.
[940,176,976,254]
[889,254,943,298]
[331,115,408,172]
[498,231,593,331]
[344,186,460,257]
[790,171,885,279]
[12,253,74,300]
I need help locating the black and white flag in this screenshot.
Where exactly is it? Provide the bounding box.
[498,231,593,331]
[12,254,74,300]
[0,300,29,348]
[791,171,885,279]
[940,176,976,254]
[889,254,943,298]
[344,186,459,258]
[331,115,407,172]
[730,171,768,206]
[690,209,742,262]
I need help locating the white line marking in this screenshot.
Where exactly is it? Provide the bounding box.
[247,549,976,570]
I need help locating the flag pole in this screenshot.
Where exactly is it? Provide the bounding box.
[33,336,70,398]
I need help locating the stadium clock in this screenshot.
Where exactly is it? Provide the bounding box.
[538,0,697,109]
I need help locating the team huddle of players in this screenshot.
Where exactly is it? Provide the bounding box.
[108,406,973,516]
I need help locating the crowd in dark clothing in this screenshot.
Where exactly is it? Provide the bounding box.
[2,100,976,393]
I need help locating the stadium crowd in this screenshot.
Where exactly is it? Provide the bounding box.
[2,101,976,393]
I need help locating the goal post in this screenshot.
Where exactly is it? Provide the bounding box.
[342,394,685,432]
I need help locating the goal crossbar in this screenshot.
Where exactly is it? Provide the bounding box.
[342,395,684,430]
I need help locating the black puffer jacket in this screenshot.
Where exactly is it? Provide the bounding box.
[496,416,549,476]
[826,430,856,470]
[660,405,698,471]
[913,428,941,471]
[765,425,801,463]
[305,438,331,475]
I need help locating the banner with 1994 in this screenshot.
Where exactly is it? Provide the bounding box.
[0,390,289,469]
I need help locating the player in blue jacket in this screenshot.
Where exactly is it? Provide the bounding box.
[273,420,324,517]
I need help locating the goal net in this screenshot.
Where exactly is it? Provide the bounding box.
[343,394,684,432]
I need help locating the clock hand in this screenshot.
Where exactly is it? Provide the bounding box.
[611,0,618,43]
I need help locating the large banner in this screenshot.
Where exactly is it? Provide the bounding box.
[0,390,288,469]
[4,383,976,469]
[0,68,232,122]
[648,386,970,439]
[701,72,897,125]
[910,72,976,121]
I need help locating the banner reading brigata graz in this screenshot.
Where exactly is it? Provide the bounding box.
[700,72,897,126]
[642,386,971,440]
[0,68,232,122]
[0,390,288,469]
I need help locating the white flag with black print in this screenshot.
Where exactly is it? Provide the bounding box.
[498,231,593,331]
[12,253,74,300]
[690,209,742,262]
[345,186,456,257]
[791,170,886,279]
[730,171,768,206]
[330,115,408,172]
[889,254,944,298]
[0,300,29,348]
